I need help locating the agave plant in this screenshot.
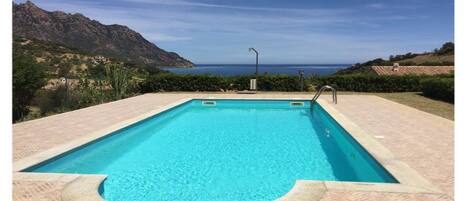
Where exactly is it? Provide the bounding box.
[105,63,130,100]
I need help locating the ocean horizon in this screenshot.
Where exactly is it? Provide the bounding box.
[161,64,350,76]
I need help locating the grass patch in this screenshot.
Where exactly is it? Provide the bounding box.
[349,92,454,120]
[399,54,454,65]
[302,91,453,120]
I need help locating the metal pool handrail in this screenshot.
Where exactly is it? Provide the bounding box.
[312,85,337,104]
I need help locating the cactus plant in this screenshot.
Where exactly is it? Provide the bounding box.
[105,63,130,100]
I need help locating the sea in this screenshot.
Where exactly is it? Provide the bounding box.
[160,64,350,77]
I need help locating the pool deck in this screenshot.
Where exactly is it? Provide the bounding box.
[12,93,454,201]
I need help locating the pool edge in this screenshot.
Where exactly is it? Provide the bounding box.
[313,99,442,193]
[13,98,193,172]
[61,174,107,201]
[13,172,107,201]
[12,97,444,201]
[276,99,443,201]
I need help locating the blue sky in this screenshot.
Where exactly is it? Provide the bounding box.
[16,0,454,64]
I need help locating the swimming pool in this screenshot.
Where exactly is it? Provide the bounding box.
[25,99,397,200]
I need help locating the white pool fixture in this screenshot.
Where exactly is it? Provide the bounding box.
[290,102,305,107]
[202,100,216,106]
[250,79,257,90]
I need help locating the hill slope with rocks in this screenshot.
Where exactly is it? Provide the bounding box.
[13,1,194,67]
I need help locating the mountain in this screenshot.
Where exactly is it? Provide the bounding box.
[335,42,454,75]
[13,1,194,67]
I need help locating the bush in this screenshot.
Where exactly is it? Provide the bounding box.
[257,75,302,91]
[33,86,70,115]
[421,78,454,103]
[33,79,113,116]
[13,51,46,121]
[105,63,132,100]
[139,74,304,92]
[140,74,229,92]
[317,74,427,92]
[225,75,303,91]
[139,73,454,94]
[435,42,454,55]
[33,90,56,116]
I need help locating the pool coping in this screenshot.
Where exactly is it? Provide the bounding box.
[12,97,443,201]
[276,99,443,200]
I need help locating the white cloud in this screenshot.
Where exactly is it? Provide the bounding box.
[147,33,192,41]
[366,3,386,9]
[123,0,351,14]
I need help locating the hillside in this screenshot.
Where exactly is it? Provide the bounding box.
[13,1,194,67]
[14,36,111,77]
[397,54,454,65]
[336,42,454,75]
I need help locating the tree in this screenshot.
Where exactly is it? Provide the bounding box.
[88,63,106,79]
[389,55,394,61]
[57,61,72,78]
[13,51,46,122]
[437,42,454,55]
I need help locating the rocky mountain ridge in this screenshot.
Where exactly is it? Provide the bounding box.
[13,1,194,67]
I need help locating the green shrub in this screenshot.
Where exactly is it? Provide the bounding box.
[72,78,109,108]
[105,63,131,100]
[421,78,454,103]
[317,74,428,92]
[257,75,302,91]
[225,75,303,91]
[227,76,251,91]
[13,51,46,121]
[33,80,113,116]
[33,90,56,116]
[33,86,70,115]
[139,74,304,92]
[139,73,454,94]
[140,74,229,92]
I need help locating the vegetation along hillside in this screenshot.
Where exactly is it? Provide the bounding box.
[336,42,454,75]
[13,35,174,122]
[14,36,108,78]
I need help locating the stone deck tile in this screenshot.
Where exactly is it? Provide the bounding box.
[320,190,453,201]
[330,95,454,198]
[13,180,65,201]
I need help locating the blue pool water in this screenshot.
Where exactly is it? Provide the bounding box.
[26,100,396,201]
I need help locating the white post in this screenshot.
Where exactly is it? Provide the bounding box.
[250,79,257,91]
